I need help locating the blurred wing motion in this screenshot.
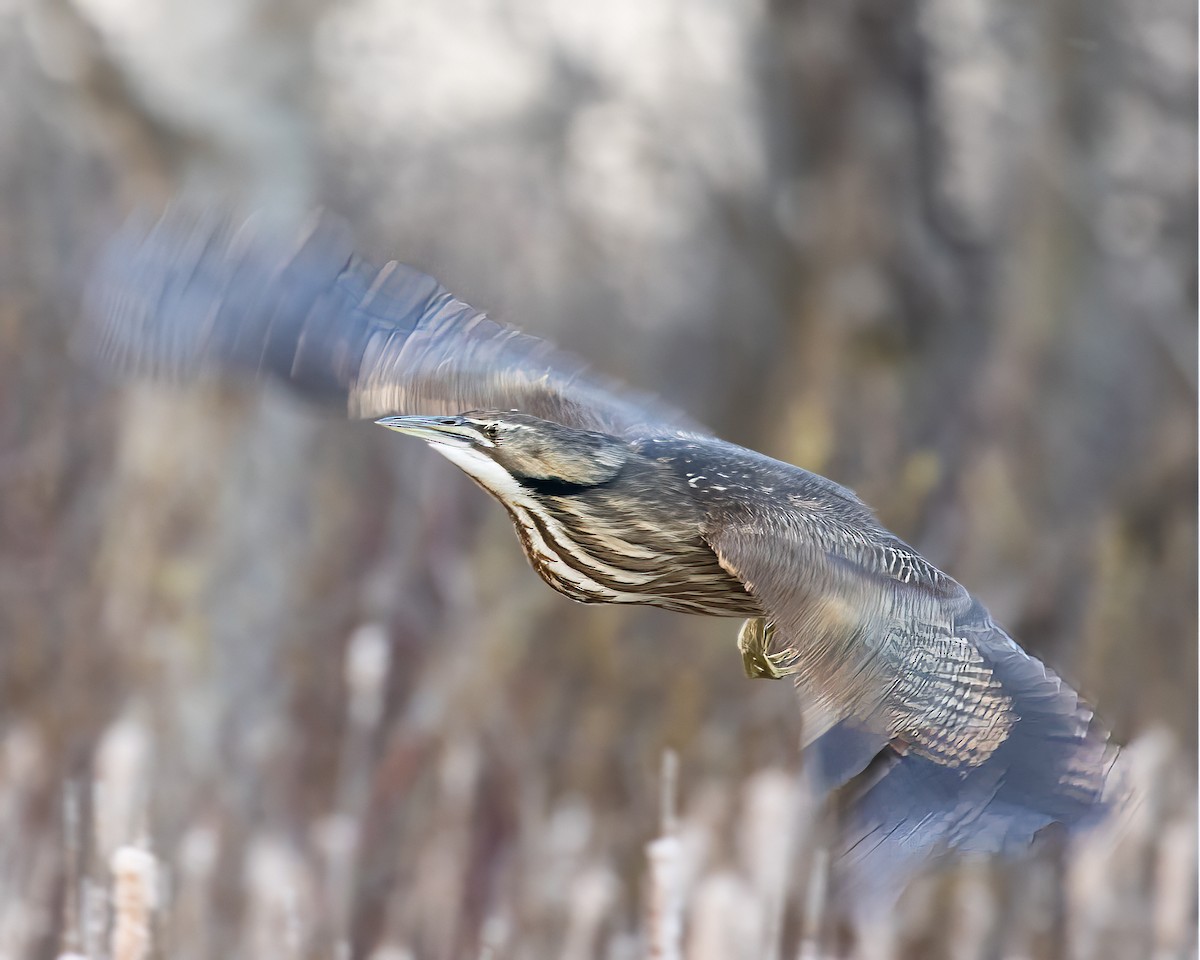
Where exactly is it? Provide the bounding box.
[84,208,700,438]
[709,496,1115,901]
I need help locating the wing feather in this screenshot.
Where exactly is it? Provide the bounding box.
[709,510,1011,764]
[707,504,1112,895]
[83,208,702,438]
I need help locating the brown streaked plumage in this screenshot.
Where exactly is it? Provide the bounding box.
[83,208,1115,903]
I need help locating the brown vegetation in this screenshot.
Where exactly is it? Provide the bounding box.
[0,0,1194,957]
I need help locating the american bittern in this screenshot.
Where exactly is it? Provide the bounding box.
[84,209,1114,902]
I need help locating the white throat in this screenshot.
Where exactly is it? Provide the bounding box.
[426,440,653,605]
[429,442,526,501]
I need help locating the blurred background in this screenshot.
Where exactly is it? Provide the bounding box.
[0,0,1195,957]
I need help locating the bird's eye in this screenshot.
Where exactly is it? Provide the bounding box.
[483,423,501,441]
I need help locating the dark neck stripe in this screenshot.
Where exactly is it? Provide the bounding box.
[518,475,603,498]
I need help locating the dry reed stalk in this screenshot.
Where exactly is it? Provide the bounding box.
[948,858,1001,960]
[561,866,618,960]
[1151,810,1198,959]
[366,945,416,960]
[534,798,596,912]
[108,845,157,960]
[171,824,218,960]
[406,737,481,954]
[645,838,684,960]
[645,750,683,960]
[738,769,799,960]
[243,836,311,960]
[797,846,829,960]
[687,872,759,960]
[478,912,513,959]
[59,781,83,958]
[1067,728,1175,959]
[328,623,393,947]
[345,622,392,732]
[81,876,108,960]
[93,715,150,863]
[0,724,47,956]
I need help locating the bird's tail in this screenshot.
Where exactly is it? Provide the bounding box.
[824,620,1116,905]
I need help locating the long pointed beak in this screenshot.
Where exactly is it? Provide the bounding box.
[374,415,488,447]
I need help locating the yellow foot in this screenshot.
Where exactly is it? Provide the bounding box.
[737,618,799,679]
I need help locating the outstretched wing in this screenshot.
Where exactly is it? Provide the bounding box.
[83,208,702,438]
[707,491,1112,897]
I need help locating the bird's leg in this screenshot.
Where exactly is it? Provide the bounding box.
[737,618,800,679]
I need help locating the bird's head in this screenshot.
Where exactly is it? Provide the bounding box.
[375,411,629,495]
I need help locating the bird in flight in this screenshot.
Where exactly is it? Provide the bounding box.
[84,208,1114,903]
